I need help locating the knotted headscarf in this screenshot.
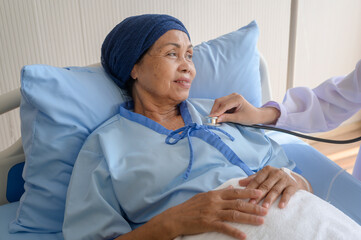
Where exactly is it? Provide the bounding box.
[101,14,190,89]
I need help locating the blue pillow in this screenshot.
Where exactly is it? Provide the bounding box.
[10,21,261,233]
[190,20,261,107]
[10,66,125,233]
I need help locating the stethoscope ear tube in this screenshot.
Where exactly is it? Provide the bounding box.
[240,124,361,144]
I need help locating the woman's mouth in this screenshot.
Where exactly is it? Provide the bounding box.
[174,78,191,88]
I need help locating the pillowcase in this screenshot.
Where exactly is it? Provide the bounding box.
[10,21,261,233]
[190,20,261,107]
[10,66,125,233]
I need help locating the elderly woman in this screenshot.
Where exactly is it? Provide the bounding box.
[62,14,311,240]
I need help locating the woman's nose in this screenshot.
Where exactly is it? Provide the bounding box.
[178,57,192,73]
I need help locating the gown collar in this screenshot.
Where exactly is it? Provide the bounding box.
[119,100,192,135]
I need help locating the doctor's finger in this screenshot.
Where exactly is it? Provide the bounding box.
[209,93,243,117]
[216,112,247,124]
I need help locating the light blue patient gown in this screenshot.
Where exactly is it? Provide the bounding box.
[62,99,295,240]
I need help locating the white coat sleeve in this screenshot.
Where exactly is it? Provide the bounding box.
[265,60,361,133]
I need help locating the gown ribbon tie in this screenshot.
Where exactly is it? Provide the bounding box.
[165,123,234,179]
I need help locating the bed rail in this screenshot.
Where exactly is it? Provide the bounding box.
[0,88,24,205]
[259,53,272,104]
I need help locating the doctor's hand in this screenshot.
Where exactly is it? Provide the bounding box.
[238,166,311,209]
[209,93,280,125]
[155,186,268,240]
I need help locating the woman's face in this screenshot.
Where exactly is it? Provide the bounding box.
[131,30,196,105]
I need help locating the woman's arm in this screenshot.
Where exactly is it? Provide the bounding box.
[116,187,268,240]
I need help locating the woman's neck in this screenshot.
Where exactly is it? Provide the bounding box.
[133,93,185,130]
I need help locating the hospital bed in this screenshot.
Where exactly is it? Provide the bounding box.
[1,22,361,239]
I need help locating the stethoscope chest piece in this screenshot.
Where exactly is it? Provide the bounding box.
[205,116,221,126]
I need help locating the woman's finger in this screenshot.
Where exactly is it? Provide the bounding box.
[210,221,247,240]
[261,178,288,208]
[220,187,263,200]
[217,209,265,226]
[244,167,272,190]
[223,198,268,216]
[252,168,287,201]
[238,175,254,187]
[278,185,298,208]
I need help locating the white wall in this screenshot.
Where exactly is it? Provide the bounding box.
[293,0,361,88]
[0,0,292,151]
[292,0,361,124]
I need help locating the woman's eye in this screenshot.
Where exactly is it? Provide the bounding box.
[186,53,193,60]
[167,52,177,57]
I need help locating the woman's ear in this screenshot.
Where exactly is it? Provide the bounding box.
[130,65,138,80]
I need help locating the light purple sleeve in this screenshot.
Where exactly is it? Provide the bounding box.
[263,60,361,133]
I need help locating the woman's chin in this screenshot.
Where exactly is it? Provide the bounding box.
[173,90,190,101]
[180,92,190,101]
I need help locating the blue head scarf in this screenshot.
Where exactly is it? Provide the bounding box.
[101,14,190,89]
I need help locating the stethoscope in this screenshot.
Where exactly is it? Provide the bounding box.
[205,116,361,144]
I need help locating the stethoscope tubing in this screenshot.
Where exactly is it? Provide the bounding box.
[240,124,361,144]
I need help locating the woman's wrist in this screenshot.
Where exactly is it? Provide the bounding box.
[292,172,312,193]
[281,167,312,193]
[149,208,180,239]
[149,215,176,240]
[115,213,176,240]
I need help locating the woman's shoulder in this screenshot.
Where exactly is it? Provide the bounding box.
[92,114,122,135]
[80,114,123,152]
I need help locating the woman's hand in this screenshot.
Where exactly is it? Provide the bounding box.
[209,93,280,125]
[157,186,268,240]
[238,166,311,209]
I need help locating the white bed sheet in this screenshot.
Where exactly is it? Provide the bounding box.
[0,201,64,240]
